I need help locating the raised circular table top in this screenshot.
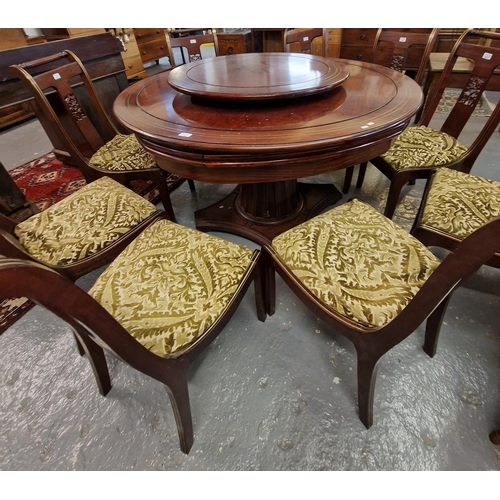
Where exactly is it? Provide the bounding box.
[167,53,350,100]
[114,57,423,180]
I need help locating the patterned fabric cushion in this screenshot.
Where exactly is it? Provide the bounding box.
[89,134,157,171]
[272,198,440,328]
[15,177,157,266]
[89,220,254,356]
[421,168,500,239]
[381,125,468,171]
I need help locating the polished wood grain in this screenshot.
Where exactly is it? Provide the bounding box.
[167,53,348,100]
[113,54,423,244]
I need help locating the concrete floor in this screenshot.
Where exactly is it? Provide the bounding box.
[0,88,499,473]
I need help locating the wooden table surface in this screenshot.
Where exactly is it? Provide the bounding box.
[113,54,423,244]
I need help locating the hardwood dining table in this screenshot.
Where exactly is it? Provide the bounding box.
[113,52,423,245]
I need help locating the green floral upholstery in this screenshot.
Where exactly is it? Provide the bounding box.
[89,220,254,356]
[89,134,157,171]
[15,176,157,266]
[380,125,468,171]
[421,168,500,238]
[272,198,440,328]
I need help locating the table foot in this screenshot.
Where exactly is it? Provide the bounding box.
[195,182,343,245]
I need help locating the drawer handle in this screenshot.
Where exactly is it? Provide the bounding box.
[360,34,366,40]
[356,53,362,59]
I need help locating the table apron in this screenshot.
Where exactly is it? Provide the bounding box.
[138,133,401,184]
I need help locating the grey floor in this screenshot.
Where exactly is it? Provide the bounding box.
[0,88,499,473]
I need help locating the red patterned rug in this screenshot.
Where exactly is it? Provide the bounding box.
[0,152,185,334]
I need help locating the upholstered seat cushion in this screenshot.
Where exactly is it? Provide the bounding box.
[89,134,157,171]
[381,125,468,171]
[421,168,500,238]
[89,220,254,356]
[272,198,440,328]
[15,176,157,266]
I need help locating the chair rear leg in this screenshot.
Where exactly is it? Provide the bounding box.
[254,256,267,322]
[356,162,368,189]
[187,179,196,190]
[343,166,354,194]
[423,295,453,358]
[164,369,194,454]
[384,171,411,219]
[153,171,177,222]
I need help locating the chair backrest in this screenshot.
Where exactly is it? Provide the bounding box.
[167,32,219,67]
[372,28,441,84]
[9,51,118,170]
[283,28,329,57]
[420,29,500,172]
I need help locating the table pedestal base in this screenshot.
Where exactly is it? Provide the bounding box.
[195,181,343,245]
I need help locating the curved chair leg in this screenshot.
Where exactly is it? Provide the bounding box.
[72,328,112,396]
[423,294,453,358]
[164,369,194,454]
[356,351,381,429]
[356,162,368,189]
[384,171,411,219]
[343,166,354,194]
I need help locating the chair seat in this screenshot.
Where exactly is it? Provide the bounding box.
[381,125,468,171]
[89,220,254,356]
[421,168,500,238]
[89,134,157,171]
[15,176,157,266]
[271,198,440,328]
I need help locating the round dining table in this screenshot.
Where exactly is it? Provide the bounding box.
[113,52,423,245]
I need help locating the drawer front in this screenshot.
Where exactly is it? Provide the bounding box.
[138,39,171,63]
[134,29,165,44]
[122,53,146,77]
[341,28,378,46]
[339,45,374,62]
[218,35,244,55]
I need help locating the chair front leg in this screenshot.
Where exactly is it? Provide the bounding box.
[356,349,383,429]
[163,367,194,454]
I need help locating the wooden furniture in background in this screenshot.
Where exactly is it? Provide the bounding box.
[168,32,218,66]
[217,29,252,55]
[112,29,148,80]
[284,28,329,57]
[40,28,106,41]
[251,29,286,52]
[133,29,171,66]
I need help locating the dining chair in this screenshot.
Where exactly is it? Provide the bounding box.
[9,50,188,222]
[411,167,500,276]
[167,31,219,67]
[0,175,164,282]
[342,28,441,194]
[263,197,500,429]
[350,29,500,219]
[283,28,329,57]
[0,214,266,454]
